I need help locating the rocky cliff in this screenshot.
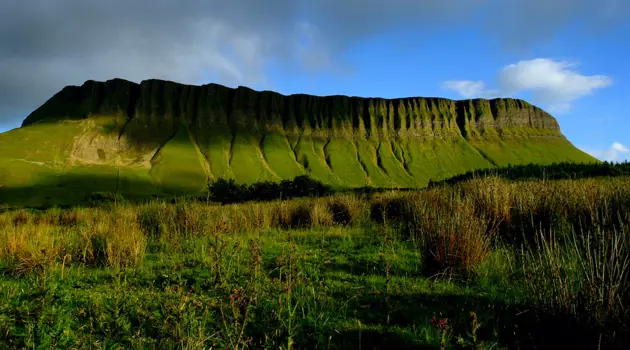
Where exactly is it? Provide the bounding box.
[22,78,561,140]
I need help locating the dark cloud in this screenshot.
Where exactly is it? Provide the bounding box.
[0,0,628,127]
[483,0,630,50]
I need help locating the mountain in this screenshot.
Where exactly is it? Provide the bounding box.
[0,78,595,207]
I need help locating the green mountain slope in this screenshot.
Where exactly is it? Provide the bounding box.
[0,78,597,206]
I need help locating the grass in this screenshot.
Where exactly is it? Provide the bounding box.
[229,133,280,184]
[325,137,369,187]
[1,176,630,349]
[260,133,305,180]
[355,139,396,188]
[469,136,595,166]
[149,127,208,195]
[296,135,342,187]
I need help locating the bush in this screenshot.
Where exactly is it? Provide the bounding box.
[208,178,249,204]
[207,175,332,204]
[420,206,492,275]
[249,181,282,201]
[288,204,312,229]
[138,206,163,238]
[87,192,125,206]
[524,220,630,330]
[282,175,331,198]
[329,200,352,226]
[436,161,630,187]
[371,194,494,275]
[369,197,414,224]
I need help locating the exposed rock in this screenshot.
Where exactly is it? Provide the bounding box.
[22,78,562,143]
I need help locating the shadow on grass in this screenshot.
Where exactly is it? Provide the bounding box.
[0,172,197,209]
[327,288,630,350]
[330,329,436,350]
[259,243,629,349]
[324,258,423,279]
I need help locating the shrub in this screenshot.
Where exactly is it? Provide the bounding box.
[208,178,249,204]
[369,197,413,224]
[87,192,125,206]
[524,211,630,329]
[208,175,332,204]
[10,210,30,227]
[249,181,281,201]
[138,205,164,238]
[419,202,493,275]
[328,200,352,226]
[288,204,312,229]
[373,194,495,275]
[282,175,331,198]
[311,199,333,227]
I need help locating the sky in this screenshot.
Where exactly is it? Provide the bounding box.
[0,0,628,162]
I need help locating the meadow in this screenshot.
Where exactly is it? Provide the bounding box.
[1,175,630,349]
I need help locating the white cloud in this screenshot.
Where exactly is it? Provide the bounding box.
[441,80,498,99]
[498,59,612,112]
[584,142,630,162]
[546,102,573,114]
[442,58,612,113]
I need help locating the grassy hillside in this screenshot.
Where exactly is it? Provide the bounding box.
[0,79,597,207]
[149,126,208,195]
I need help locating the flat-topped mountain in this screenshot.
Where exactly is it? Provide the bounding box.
[0,78,595,207]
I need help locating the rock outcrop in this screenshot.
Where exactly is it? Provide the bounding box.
[22,78,562,142]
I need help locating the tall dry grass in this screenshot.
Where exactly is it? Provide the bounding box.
[0,207,146,274]
[0,194,369,273]
[523,227,630,329]
[1,176,629,278]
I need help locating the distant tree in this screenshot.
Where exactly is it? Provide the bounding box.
[435,161,630,186]
[207,175,332,204]
[207,178,249,204]
[87,192,125,206]
[0,183,4,209]
[249,181,281,201]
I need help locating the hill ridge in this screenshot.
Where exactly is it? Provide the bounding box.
[21,78,561,140]
[0,78,596,207]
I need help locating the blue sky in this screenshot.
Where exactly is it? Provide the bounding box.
[1,0,628,161]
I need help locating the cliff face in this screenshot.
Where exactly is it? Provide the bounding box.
[22,78,561,141]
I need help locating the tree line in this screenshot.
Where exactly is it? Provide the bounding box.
[429,161,630,187]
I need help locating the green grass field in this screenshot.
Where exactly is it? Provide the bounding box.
[1,176,629,349]
[149,127,208,194]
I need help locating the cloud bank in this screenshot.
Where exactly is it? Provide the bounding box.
[442,58,613,113]
[0,0,628,126]
[584,142,630,163]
